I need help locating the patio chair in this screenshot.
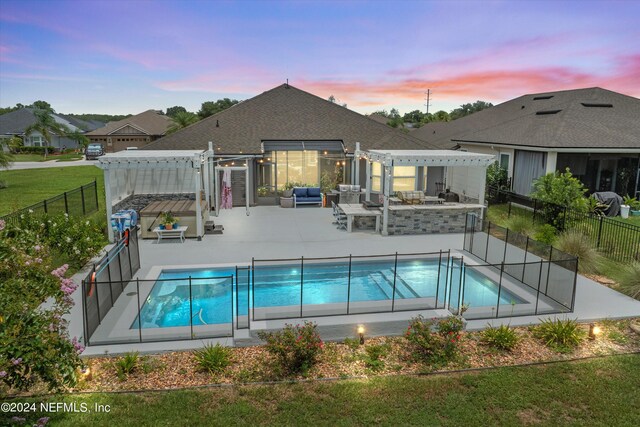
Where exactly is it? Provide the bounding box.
[335,206,348,230]
[331,201,340,224]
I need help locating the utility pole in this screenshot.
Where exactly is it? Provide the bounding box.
[424,89,432,115]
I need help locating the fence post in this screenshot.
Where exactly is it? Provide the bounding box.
[81,280,88,346]
[508,202,512,217]
[347,255,352,315]
[522,236,529,282]
[459,258,466,315]
[545,247,553,296]
[43,198,48,214]
[596,216,604,249]
[503,228,509,261]
[534,259,543,315]
[189,276,193,339]
[484,222,490,262]
[495,262,504,317]
[300,256,304,318]
[435,250,442,309]
[533,199,537,225]
[235,266,239,330]
[251,257,255,322]
[136,278,142,343]
[81,185,86,215]
[63,192,69,214]
[391,252,398,312]
[94,179,99,211]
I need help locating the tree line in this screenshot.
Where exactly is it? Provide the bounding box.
[371,100,494,128]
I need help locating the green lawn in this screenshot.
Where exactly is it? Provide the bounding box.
[11,153,85,162]
[0,166,104,215]
[3,355,638,426]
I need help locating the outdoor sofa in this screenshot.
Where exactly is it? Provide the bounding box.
[293,187,323,207]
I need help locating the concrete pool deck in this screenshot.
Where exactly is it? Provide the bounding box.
[73,205,640,356]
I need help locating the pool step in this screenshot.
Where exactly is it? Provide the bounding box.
[380,270,421,299]
[369,271,409,300]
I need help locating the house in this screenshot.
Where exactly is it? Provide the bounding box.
[86,110,172,152]
[0,108,101,150]
[143,84,441,206]
[411,88,640,197]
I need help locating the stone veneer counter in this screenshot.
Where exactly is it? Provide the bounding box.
[385,203,483,235]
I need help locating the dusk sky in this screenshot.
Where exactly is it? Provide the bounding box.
[1,0,639,115]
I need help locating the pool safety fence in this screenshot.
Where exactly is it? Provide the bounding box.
[463,213,578,318]
[1,180,99,224]
[81,228,141,345]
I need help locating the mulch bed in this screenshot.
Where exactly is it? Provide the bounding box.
[71,318,640,394]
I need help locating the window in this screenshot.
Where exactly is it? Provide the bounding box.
[392,166,416,192]
[30,136,44,147]
[273,150,319,188]
[371,162,381,192]
[500,153,510,171]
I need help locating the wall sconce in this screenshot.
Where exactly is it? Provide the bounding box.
[357,325,365,344]
[588,323,601,340]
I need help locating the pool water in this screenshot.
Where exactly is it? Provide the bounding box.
[132,259,524,328]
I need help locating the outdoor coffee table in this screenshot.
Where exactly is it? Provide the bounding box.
[153,226,188,243]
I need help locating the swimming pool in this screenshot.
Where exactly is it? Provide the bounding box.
[132,259,525,329]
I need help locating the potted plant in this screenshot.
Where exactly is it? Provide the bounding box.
[622,195,640,218]
[161,211,179,230]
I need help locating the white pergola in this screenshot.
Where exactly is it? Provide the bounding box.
[354,147,496,235]
[98,150,212,242]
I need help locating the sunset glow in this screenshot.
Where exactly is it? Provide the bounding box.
[1,0,638,114]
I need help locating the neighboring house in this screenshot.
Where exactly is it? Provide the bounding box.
[143,84,437,206]
[0,108,100,150]
[412,88,640,197]
[86,110,171,152]
[367,113,390,125]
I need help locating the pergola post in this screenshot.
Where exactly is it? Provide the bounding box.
[354,142,361,186]
[365,160,371,202]
[382,156,392,235]
[203,155,211,213]
[245,160,250,215]
[195,162,203,240]
[104,168,114,242]
[478,167,487,218]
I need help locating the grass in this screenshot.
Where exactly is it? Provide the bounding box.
[3,355,639,426]
[0,165,104,215]
[12,153,84,162]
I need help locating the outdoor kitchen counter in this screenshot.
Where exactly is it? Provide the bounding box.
[386,203,483,235]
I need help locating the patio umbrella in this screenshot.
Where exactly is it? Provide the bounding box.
[221,168,233,209]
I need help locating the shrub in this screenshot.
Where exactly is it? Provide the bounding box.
[193,343,233,374]
[486,161,508,189]
[534,224,557,245]
[616,261,640,300]
[114,352,139,379]
[0,220,84,393]
[405,316,464,365]
[343,337,361,351]
[362,343,390,372]
[16,146,55,154]
[555,230,602,274]
[530,168,589,213]
[257,322,323,374]
[532,318,585,353]
[480,324,519,351]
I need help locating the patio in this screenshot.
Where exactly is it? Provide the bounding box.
[73,205,640,355]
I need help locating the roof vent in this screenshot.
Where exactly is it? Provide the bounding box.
[533,95,554,100]
[581,103,613,108]
[536,110,562,115]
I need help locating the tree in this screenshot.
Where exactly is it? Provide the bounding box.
[450,100,493,120]
[66,129,89,149]
[197,98,239,119]
[432,110,451,122]
[24,110,70,155]
[167,111,199,134]
[486,161,508,189]
[166,106,187,118]
[29,100,54,112]
[0,139,14,169]
[328,95,336,103]
[403,110,426,124]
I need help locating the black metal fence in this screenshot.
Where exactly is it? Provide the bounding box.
[487,186,640,262]
[1,180,99,224]
[81,228,141,345]
[463,213,578,318]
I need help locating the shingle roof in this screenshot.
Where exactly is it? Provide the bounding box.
[143,84,436,153]
[411,87,640,150]
[58,115,104,132]
[0,108,83,134]
[86,110,171,136]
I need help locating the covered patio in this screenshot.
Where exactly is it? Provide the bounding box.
[354,148,496,235]
[98,150,213,242]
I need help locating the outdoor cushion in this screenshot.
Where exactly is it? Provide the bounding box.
[293,187,308,198]
[307,187,321,197]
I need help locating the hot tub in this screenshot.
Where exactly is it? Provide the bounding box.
[140,200,208,239]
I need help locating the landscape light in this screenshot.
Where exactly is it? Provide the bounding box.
[357,325,365,344]
[588,323,602,340]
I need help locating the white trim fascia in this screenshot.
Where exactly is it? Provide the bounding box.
[456,141,640,154]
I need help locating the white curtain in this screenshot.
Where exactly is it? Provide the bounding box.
[513,150,547,195]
